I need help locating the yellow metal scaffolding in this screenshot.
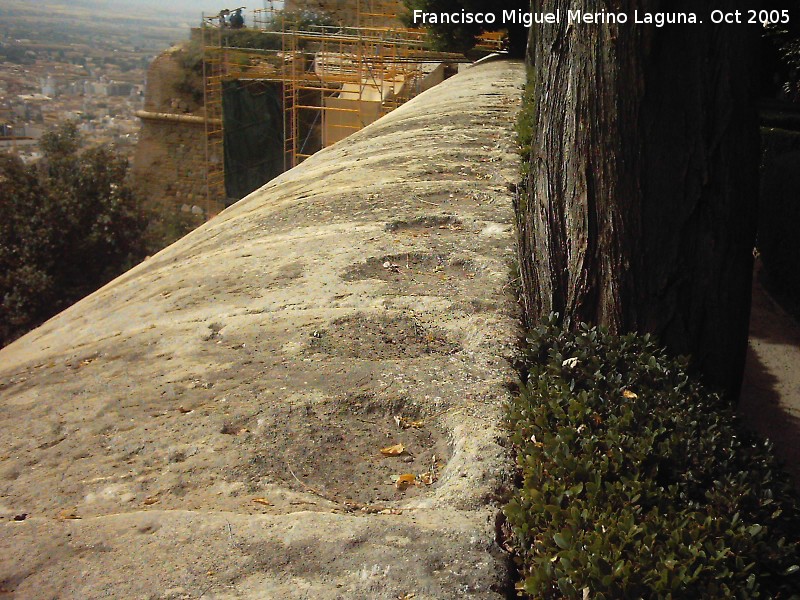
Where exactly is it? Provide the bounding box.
[201,16,226,215]
[200,0,472,210]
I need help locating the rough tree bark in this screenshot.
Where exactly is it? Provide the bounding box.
[517,1,761,397]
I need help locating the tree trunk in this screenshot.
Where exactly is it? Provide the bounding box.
[518,1,760,397]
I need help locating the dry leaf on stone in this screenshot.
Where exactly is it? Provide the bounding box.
[394,473,416,490]
[394,416,425,430]
[419,472,437,486]
[221,423,249,435]
[380,443,406,456]
[252,498,272,507]
[346,501,404,515]
[57,509,81,520]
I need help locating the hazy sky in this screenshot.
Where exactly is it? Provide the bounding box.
[25,0,281,20]
[151,0,277,15]
[162,0,273,9]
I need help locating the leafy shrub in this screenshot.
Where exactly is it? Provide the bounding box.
[505,318,800,598]
[221,28,282,51]
[763,18,800,103]
[143,204,204,254]
[515,68,535,177]
[273,9,336,32]
[401,0,529,57]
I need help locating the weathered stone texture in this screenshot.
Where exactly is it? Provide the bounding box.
[0,60,524,599]
[132,47,222,214]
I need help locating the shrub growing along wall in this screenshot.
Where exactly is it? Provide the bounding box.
[505,319,800,598]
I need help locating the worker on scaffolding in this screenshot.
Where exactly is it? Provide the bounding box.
[229,7,245,29]
[217,8,230,27]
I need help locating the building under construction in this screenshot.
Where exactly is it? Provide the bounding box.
[198,0,487,215]
[132,0,502,219]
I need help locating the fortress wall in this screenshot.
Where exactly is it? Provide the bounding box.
[131,48,221,213]
[132,115,210,211]
[0,60,525,600]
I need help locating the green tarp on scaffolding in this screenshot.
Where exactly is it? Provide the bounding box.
[222,80,284,203]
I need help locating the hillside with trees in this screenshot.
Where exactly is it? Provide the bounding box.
[0,123,149,347]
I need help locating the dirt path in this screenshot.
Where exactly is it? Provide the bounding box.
[740,271,800,486]
[0,60,526,599]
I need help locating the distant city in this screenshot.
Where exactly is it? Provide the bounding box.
[0,0,264,162]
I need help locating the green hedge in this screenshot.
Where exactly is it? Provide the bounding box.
[505,319,800,598]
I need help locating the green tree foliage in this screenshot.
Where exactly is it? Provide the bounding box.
[402,0,529,56]
[143,204,204,253]
[0,122,148,347]
[761,0,800,101]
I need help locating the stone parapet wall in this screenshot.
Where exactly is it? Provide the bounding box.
[0,60,525,599]
[131,114,212,212]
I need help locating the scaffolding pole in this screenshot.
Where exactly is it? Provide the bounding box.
[202,14,227,217]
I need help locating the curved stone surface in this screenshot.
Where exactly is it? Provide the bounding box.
[0,60,524,599]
